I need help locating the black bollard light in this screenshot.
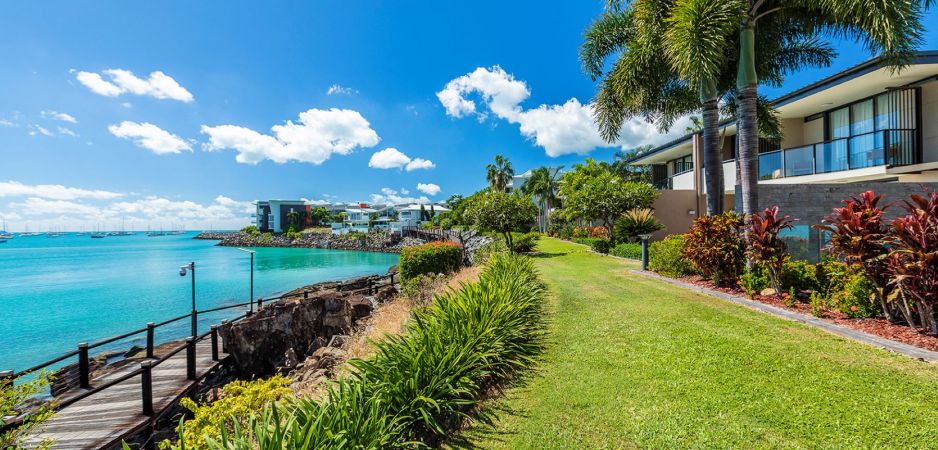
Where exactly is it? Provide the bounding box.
[639,233,653,271]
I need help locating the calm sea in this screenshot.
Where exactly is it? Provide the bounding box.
[0,232,398,373]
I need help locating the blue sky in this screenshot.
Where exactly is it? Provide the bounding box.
[1,1,937,230]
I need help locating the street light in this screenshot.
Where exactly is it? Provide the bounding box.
[638,234,653,271]
[179,261,196,337]
[236,248,256,315]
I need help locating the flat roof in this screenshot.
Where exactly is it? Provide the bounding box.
[628,50,938,165]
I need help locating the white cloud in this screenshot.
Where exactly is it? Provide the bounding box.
[0,119,17,127]
[76,69,193,102]
[436,65,529,121]
[0,181,125,200]
[369,188,430,206]
[416,183,441,196]
[57,126,78,137]
[40,110,77,123]
[32,125,54,137]
[327,84,357,95]
[438,66,689,156]
[201,108,380,165]
[368,148,436,171]
[12,197,103,217]
[405,158,435,171]
[109,121,192,155]
[368,148,411,169]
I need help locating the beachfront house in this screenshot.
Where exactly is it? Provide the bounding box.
[630,50,938,260]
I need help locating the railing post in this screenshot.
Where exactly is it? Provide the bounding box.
[186,337,196,380]
[368,279,373,295]
[390,273,394,286]
[210,325,219,361]
[0,370,13,390]
[220,320,229,353]
[146,322,155,359]
[191,310,198,339]
[78,343,91,388]
[303,290,309,300]
[257,297,264,310]
[141,360,154,416]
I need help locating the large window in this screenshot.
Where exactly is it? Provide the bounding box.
[671,155,693,174]
[826,89,917,169]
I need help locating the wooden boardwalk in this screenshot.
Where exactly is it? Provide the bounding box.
[24,338,226,449]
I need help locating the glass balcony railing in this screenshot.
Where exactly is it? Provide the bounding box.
[759,128,916,180]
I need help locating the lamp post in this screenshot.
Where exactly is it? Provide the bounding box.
[237,248,255,315]
[179,261,196,337]
[639,234,653,271]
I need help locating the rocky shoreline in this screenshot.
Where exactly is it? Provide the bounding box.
[195,230,423,253]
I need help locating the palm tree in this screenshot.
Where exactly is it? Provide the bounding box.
[521,166,563,232]
[666,0,931,216]
[582,1,829,215]
[486,154,514,192]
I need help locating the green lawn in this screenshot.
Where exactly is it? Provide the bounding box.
[449,238,938,449]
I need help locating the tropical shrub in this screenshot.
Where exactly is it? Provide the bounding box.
[399,241,463,282]
[240,225,260,235]
[572,237,605,248]
[614,208,664,243]
[780,260,821,294]
[832,272,880,319]
[163,376,293,450]
[464,190,538,252]
[810,292,826,317]
[588,238,611,255]
[259,232,273,243]
[510,232,541,253]
[816,191,895,320]
[739,265,771,299]
[559,159,658,243]
[649,234,695,277]
[1,372,55,450]
[558,224,575,240]
[610,242,642,259]
[746,207,794,295]
[886,189,938,333]
[572,226,590,238]
[469,239,507,266]
[182,253,546,448]
[683,211,745,285]
[401,273,448,307]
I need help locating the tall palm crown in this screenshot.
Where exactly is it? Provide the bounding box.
[663,0,932,215]
[521,166,563,230]
[581,0,833,215]
[486,154,515,193]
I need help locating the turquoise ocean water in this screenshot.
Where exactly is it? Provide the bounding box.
[0,233,398,373]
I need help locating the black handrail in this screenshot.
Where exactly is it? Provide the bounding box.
[7,272,397,380]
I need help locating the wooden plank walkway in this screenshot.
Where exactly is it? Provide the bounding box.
[24,338,226,449]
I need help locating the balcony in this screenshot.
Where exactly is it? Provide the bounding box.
[759,128,916,180]
[653,169,695,190]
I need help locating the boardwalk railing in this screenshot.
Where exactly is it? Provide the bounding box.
[0,271,397,434]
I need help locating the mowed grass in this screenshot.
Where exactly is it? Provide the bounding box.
[448,238,938,449]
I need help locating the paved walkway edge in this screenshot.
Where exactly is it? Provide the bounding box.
[629,269,938,363]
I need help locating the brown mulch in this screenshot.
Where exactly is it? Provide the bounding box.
[675,274,938,353]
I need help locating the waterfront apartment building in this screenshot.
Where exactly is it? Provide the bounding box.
[629,51,938,259]
[255,200,450,234]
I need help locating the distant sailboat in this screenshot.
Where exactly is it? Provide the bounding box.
[0,219,13,239]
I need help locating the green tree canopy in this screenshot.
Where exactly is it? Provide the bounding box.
[465,190,538,251]
[559,159,658,243]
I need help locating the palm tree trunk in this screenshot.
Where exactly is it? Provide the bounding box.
[702,95,723,215]
[736,22,759,217]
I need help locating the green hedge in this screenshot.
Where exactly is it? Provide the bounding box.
[179,253,547,448]
[649,234,695,277]
[399,241,463,281]
[610,242,642,260]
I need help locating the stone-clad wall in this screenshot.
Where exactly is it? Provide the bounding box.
[758,182,938,261]
[758,182,938,224]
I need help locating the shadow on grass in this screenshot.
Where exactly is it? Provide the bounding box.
[444,391,532,449]
[529,251,567,259]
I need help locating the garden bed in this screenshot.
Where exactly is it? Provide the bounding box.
[675,274,938,353]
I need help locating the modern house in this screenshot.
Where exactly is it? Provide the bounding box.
[254,200,310,233]
[630,51,938,259]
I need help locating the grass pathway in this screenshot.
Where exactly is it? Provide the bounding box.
[449,238,938,449]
